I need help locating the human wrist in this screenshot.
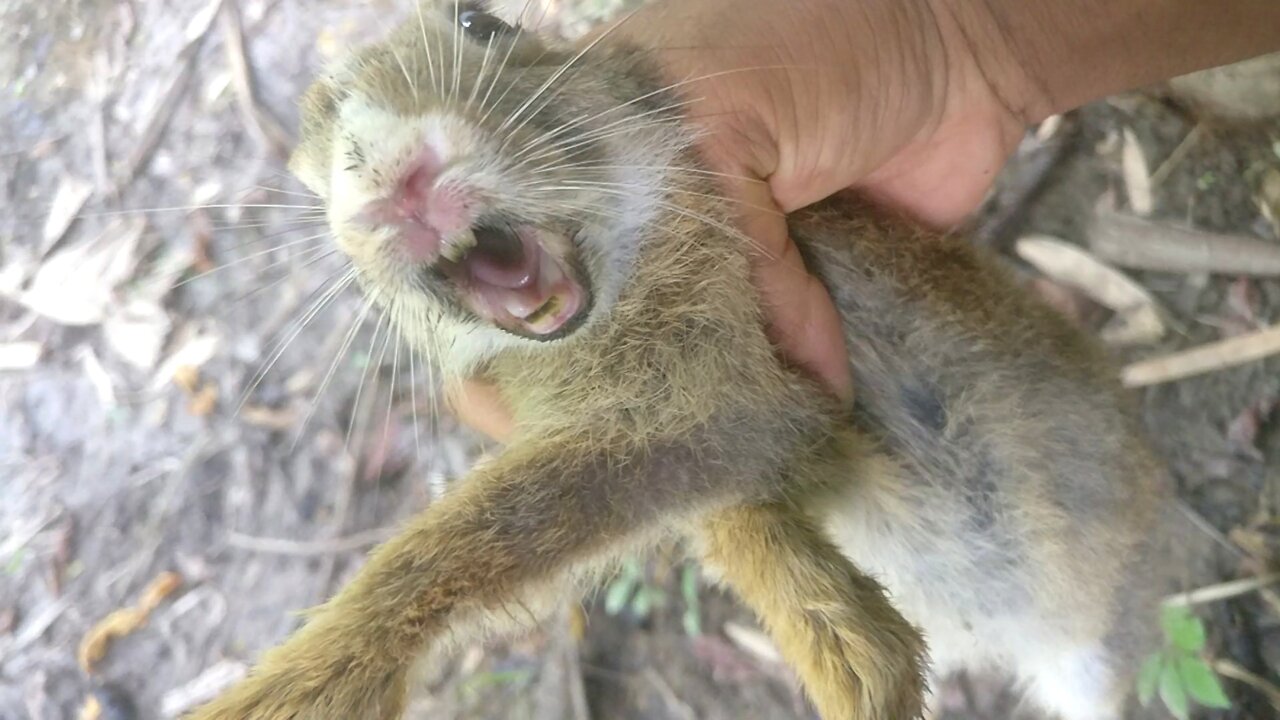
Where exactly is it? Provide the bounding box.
[941,0,1280,123]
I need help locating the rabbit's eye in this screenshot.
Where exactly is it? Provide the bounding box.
[457,4,516,41]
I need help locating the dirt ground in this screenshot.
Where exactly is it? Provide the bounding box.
[2,1,1279,719]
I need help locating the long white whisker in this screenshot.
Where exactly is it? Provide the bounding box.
[474,0,534,123]
[346,307,389,447]
[79,204,322,220]
[532,178,782,216]
[466,31,498,113]
[173,232,332,288]
[238,268,357,414]
[529,161,765,185]
[389,41,420,105]
[246,185,321,200]
[512,103,694,165]
[498,7,642,135]
[293,292,376,450]
[408,334,422,465]
[511,98,694,162]
[509,65,799,165]
[475,0,557,127]
[208,218,328,232]
[228,251,344,306]
[532,185,770,256]
[450,0,463,104]
[415,2,440,95]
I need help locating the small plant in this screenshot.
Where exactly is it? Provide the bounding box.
[1196,171,1219,191]
[1137,605,1231,719]
[603,557,665,621]
[680,563,702,637]
[603,558,703,635]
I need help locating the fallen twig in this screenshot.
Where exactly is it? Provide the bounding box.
[225,527,396,556]
[1149,124,1205,188]
[219,1,292,157]
[1090,210,1280,276]
[1163,572,1280,607]
[1213,659,1280,711]
[1122,324,1280,387]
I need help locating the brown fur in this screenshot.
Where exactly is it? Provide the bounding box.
[189,4,1165,718]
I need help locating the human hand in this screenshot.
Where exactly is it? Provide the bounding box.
[450,0,1033,442]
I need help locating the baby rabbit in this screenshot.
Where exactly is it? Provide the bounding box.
[191,2,1165,718]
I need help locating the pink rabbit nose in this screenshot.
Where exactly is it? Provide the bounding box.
[358,150,475,264]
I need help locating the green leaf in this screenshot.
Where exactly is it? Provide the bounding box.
[681,564,702,636]
[1178,656,1232,710]
[1160,659,1190,720]
[604,575,636,616]
[1162,605,1207,652]
[3,549,25,575]
[630,588,652,618]
[1137,654,1164,706]
[682,607,701,637]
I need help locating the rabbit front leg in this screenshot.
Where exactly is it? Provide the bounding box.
[187,427,803,720]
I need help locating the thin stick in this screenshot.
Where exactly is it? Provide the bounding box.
[219,0,292,157]
[225,527,396,557]
[111,0,225,193]
[1212,659,1280,711]
[1150,124,1204,188]
[1090,211,1280,276]
[1121,325,1280,387]
[1163,572,1280,607]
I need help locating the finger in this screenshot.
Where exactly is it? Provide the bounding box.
[445,379,515,444]
[856,105,1023,227]
[735,179,854,402]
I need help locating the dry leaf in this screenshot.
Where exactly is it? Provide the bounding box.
[187,385,218,416]
[0,341,42,371]
[78,695,103,720]
[172,365,201,394]
[1121,129,1154,216]
[1016,235,1165,345]
[159,661,247,718]
[151,331,220,392]
[80,348,117,408]
[78,607,148,673]
[1100,307,1166,346]
[104,299,170,370]
[78,571,183,674]
[17,217,146,326]
[42,176,94,256]
[721,621,782,664]
[240,404,296,430]
[139,571,182,612]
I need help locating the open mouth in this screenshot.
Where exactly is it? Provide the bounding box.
[434,225,589,338]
